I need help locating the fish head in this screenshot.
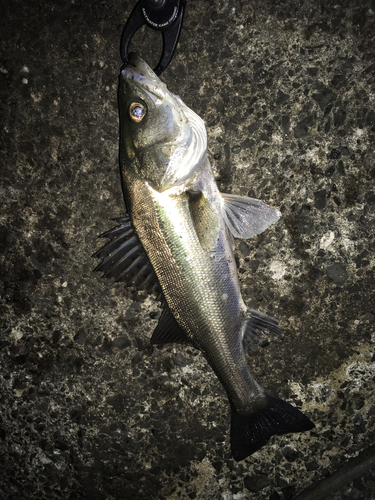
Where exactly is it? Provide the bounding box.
[119,54,207,191]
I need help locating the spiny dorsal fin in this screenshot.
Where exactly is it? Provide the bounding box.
[94,215,161,295]
[150,304,191,345]
[222,193,281,239]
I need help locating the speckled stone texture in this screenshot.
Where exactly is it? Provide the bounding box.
[1,0,375,499]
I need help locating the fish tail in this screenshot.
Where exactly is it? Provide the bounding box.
[230,392,314,461]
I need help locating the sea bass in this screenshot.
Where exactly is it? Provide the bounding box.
[95,54,314,460]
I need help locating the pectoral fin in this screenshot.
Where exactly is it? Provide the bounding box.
[222,193,281,239]
[188,190,220,250]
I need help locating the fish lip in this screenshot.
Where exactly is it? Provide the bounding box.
[120,65,142,82]
[120,52,157,82]
[120,53,166,106]
[120,65,152,84]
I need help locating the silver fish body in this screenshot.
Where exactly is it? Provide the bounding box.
[96,55,314,460]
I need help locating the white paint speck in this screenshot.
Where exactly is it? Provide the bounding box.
[22,78,28,84]
[342,237,354,252]
[11,327,23,341]
[36,453,53,465]
[182,367,194,375]
[31,92,42,103]
[211,125,223,137]
[272,132,283,144]
[21,65,29,73]
[233,493,247,500]
[269,260,286,280]
[320,231,335,250]
[309,382,335,404]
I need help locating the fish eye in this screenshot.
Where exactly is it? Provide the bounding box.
[129,102,146,123]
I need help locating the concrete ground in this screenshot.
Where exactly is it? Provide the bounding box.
[1,0,375,499]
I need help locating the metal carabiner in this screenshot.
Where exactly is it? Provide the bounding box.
[120,0,186,76]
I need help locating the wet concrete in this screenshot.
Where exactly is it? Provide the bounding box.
[1,0,375,499]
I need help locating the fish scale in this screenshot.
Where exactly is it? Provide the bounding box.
[125,170,265,415]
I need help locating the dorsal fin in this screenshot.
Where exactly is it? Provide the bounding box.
[150,304,191,345]
[94,216,161,295]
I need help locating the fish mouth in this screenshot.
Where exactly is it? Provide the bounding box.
[121,53,166,106]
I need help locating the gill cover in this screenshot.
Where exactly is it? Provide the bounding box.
[119,54,207,191]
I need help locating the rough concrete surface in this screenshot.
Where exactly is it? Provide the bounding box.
[1,0,375,499]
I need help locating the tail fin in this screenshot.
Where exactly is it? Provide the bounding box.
[230,392,314,461]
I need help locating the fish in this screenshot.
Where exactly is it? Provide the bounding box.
[95,54,314,461]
